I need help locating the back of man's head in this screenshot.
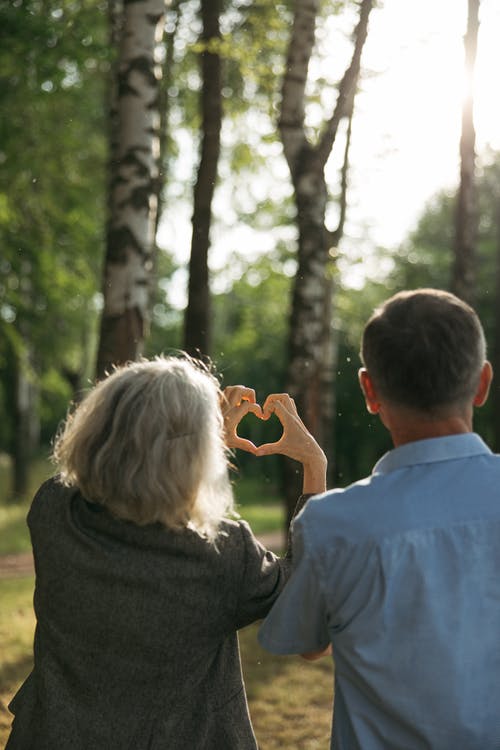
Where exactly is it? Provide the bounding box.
[360,289,486,413]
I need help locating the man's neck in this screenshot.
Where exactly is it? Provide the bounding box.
[381,404,473,448]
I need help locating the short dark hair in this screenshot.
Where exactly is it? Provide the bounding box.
[360,289,486,412]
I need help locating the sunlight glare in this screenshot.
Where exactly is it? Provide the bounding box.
[158,0,500,299]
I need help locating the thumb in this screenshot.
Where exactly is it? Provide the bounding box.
[255,441,283,457]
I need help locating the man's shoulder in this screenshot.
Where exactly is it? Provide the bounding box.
[297,440,500,547]
[296,475,383,540]
[302,473,381,513]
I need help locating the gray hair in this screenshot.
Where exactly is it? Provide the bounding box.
[53,355,234,542]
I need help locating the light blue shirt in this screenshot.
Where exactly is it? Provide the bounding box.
[259,433,500,749]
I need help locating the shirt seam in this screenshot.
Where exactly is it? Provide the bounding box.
[235,521,249,626]
[299,514,330,622]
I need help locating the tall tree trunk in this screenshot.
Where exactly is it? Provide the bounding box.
[96,0,166,379]
[280,0,373,521]
[12,345,39,502]
[106,0,124,231]
[451,0,480,304]
[155,0,181,237]
[491,201,500,452]
[183,0,223,358]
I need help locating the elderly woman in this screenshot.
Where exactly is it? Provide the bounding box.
[6,355,326,750]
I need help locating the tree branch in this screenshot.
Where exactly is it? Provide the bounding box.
[316,0,373,169]
[329,95,354,249]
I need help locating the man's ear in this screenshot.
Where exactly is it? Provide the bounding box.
[473,361,493,407]
[358,368,380,414]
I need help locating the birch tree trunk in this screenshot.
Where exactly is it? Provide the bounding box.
[183,0,223,358]
[280,0,373,518]
[491,200,500,452]
[451,0,480,304]
[12,345,40,501]
[96,0,166,379]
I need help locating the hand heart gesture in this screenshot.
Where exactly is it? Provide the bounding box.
[220,385,327,495]
[221,387,324,463]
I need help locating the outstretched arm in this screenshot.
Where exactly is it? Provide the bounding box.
[256,393,327,496]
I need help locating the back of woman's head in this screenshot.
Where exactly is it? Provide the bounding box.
[53,355,234,541]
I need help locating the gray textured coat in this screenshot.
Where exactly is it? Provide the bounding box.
[6,478,299,749]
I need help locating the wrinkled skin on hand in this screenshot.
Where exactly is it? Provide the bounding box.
[221,387,323,466]
[220,385,262,454]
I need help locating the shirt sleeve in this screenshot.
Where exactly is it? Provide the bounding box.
[233,495,314,630]
[257,513,330,655]
[234,520,287,630]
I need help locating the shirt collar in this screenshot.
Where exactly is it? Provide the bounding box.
[373,432,492,476]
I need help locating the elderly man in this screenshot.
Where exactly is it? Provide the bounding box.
[259,289,500,749]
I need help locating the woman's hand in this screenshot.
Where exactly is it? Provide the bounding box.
[256,394,327,495]
[220,386,263,455]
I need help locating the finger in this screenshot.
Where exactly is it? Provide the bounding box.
[231,437,258,455]
[227,400,262,425]
[285,397,299,417]
[224,401,263,449]
[277,400,302,428]
[255,441,284,457]
[261,393,291,419]
[262,399,299,428]
[246,402,264,419]
[223,386,257,409]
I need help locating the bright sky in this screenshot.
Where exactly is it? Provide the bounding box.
[159,0,500,304]
[338,0,500,286]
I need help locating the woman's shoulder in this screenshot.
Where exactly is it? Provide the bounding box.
[217,516,255,541]
[28,475,78,523]
[216,517,280,566]
[32,474,74,496]
[211,517,259,554]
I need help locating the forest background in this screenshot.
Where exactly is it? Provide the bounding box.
[1,0,500,516]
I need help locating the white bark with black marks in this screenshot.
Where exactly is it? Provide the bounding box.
[451,0,480,305]
[96,0,166,378]
[280,0,373,510]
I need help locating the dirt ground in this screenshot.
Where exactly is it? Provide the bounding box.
[0,553,34,579]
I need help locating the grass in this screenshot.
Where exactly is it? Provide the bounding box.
[0,455,52,556]
[0,503,31,556]
[240,624,334,748]
[0,577,36,743]
[233,475,285,535]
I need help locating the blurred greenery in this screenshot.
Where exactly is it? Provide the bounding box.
[3,2,500,745]
[232,476,284,535]
[0,504,31,556]
[0,456,52,554]
[2,0,500,506]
